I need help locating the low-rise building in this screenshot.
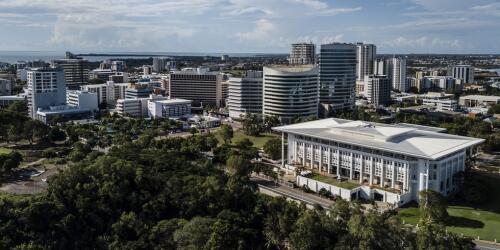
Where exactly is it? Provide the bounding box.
[0,78,12,96]
[115,94,166,118]
[66,90,98,111]
[81,81,128,108]
[422,98,458,111]
[459,95,500,108]
[148,98,191,118]
[273,118,483,206]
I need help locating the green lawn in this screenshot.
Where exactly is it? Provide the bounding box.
[397,173,500,241]
[0,147,13,155]
[215,130,279,149]
[308,173,361,189]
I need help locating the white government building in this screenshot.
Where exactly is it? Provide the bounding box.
[273,118,483,206]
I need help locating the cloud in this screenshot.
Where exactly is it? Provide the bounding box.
[383,36,461,49]
[234,19,276,43]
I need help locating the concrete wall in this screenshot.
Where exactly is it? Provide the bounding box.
[296,175,353,201]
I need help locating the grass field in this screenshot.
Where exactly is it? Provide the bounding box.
[0,147,13,155]
[308,173,361,189]
[215,130,279,149]
[397,173,500,241]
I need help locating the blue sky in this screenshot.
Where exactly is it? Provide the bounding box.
[0,0,499,54]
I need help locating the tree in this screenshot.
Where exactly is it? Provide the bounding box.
[487,104,500,114]
[218,124,233,144]
[23,120,49,146]
[416,223,474,250]
[263,115,280,132]
[263,138,281,160]
[173,217,214,250]
[0,151,23,174]
[419,190,449,224]
[240,113,261,136]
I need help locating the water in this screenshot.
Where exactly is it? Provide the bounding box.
[0,51,284,64]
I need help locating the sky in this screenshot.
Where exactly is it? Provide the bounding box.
[0,0,499,54]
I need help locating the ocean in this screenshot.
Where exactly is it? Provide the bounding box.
[0,51,284,64]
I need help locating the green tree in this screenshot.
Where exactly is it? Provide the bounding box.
[218,124,233,144]
[240,113,261,136]
[173,217,214,250]
[263,138,282,160]
[419,190,449,224]
[416,223,474,250]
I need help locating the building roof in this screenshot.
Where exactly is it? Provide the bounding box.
[273,118,484,160]
[459,95,500,102]
[151,98,192,105]
[264,65,317,73]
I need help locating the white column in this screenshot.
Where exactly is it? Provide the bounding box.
[359,156,363,184]
[381,162,385,187]
[327,148,331,174]
[319,146,323,172]
[281,132,285,168]
[349,152,353,180]
[336,151,341,180]
[392,162,396,189]
[369,156,374,185]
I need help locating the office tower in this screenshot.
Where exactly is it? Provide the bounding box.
[392,57,407,92]
[221,55,229,61]
[143,65,153,75]
[274,118,484,205]
[153,58,167,73]
[0,79,11,96]
[27,67,66,118]
[111,61,126,72]
[263,65,319,123]
[356,43,376,81]
[227,70,263,119]
[169,69,224,106]
[448,65,474,84]
[373,58,392,76]
[364,75,391,106]
[51,57,89,90]
[289,43,316,65]
[318,43,357,112]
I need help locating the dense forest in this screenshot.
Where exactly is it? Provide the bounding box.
[0,133,474,249]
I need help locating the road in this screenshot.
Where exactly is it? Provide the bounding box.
[475,241,500,250]
[251,176,334,209]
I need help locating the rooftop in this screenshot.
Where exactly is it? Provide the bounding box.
[264,65,317,73]
[459,95,500,101]
[273,118,484,160]
[151,98,191,104]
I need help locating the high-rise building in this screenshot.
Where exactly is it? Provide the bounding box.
[143,65,153,75]
[392,57,407,92]
[27,67,66,118]
[420,76,463,92]
[373,58,392,76]
[0,79,11,96]
[111,61,126,72]
[289,43,316,65]
[169,69,224,106]
[263,65,319,123]
[153,58,167,73]
[364,75,391,106]
[51,57,89,90]
[227,70,263,119]
[356,43,376,81]
[318,43,357,112]
[448,65,474,84]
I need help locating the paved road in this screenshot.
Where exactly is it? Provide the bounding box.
[252,176,334,209]
[475,241,500,250]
